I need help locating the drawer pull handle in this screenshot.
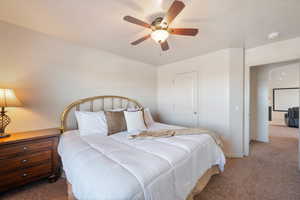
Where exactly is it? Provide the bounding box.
[22,159,28,163]
[23,147,28,150]
[22,173,28,177]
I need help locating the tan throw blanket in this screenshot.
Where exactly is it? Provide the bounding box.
[128,128,223,149]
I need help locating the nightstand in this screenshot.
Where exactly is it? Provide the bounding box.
[0,128,61,193]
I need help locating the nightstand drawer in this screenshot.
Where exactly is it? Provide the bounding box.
[0,139,52,159]
[0,163,52,187]
[0,150,52,173]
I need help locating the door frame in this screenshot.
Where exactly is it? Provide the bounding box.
[299,63,300,170]
[244,64,251,156]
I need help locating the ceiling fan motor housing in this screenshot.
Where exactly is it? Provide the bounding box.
[151,17,168,31]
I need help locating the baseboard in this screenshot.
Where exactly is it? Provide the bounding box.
[251,139,269,143]
[225,152,244,158]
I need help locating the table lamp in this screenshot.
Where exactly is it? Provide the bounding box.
[0,89,23,138]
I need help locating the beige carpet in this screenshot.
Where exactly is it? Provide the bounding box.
[1,125,299,200]
[196,125,300,200]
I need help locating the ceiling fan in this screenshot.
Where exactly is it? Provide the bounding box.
[123,0,199,51]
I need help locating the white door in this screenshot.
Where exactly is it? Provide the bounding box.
[172,72,198,127]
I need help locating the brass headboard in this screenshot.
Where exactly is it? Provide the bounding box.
[60,95,142,133]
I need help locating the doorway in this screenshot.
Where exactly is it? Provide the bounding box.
[249,61,299,143]
[243,59,300,170]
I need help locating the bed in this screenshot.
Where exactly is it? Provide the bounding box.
[58,96,226,200]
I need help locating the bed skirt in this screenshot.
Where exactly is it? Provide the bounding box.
[67,165,220,200]
[186,165,220,200]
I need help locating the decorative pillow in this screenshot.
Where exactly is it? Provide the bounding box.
[75,111,108,136]
[124,111,147,133]
[127,107,143,112]
[104,111,127,135]
[143,108,155,128]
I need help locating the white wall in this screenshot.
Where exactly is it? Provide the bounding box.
[228,49,244,157]
[246,37,300,67]
[0,21,246,158]
[0,22,157,133]
[157,49,244,157]
[1,18,299,162]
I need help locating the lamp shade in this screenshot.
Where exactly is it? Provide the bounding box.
[0,89,23,107]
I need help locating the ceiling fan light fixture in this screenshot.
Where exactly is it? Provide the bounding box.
[151,30,169,43]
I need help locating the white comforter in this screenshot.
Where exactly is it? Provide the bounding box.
[58,123,226,200]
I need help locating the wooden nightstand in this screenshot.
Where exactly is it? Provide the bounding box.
[0,128,61,193]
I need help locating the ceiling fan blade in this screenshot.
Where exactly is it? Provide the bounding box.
[131,34,151,45]
[165,1,185,24]
[169,28,199,36]
[123,16,151,29]
[160,41,170,51]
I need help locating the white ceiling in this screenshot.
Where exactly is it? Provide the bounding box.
[0,0,299,65]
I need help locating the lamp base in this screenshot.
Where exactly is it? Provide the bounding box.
[1,107,11,139]
[0,133,10,138]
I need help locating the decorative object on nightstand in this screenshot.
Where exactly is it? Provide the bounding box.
[0,88,23,138]
[0,128,61,192]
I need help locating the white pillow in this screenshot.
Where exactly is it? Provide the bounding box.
[75,111,108,136]
[105,108,126,112]
[127,107,142,112]
[124,111,147,133]
[143,108,155,128]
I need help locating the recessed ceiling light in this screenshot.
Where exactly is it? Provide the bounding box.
[268,32,280,40]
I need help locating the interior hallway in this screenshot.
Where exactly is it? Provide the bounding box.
[1,125,300,200]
